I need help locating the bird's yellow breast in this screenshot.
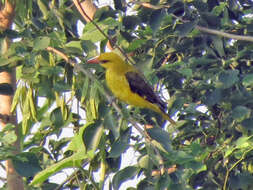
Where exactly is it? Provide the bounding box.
[105,68,161,112]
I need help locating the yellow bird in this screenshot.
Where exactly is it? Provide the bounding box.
[87,52,176,125]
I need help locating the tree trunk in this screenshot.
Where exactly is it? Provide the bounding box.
[0,0,24,189]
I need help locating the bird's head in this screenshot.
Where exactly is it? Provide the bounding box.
[87,52,126,70]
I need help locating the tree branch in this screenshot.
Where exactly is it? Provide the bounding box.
[129,0,170,9]
[132,1,253,42]
[196,25,253,42]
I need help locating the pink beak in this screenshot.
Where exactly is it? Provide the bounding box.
[87,57,100,64]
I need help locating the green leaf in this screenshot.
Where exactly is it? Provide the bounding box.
[1,130,17,146]
[235,136,253,149]
[48,30,67,46]
[204,88,222,106]
[81,77,90,103]
[201,12,220,27]
[112,166,138,190]
[30,149,89,186]
[185,161,207,173]
[41,183,58,190]
[38,66,62,76]
[230,173,253,190]
[93,6,117,21]
[212,3,226,16]
[242,74,253,88]
[173,151,194,164]
[12,152,42,177]
[104,110,119,139]
[83,122,104,151]
[156,175,171,190]
[37,0,49,19]
[53,80,71,92]
[50,107,64,128]
[178,68,192,78]
[224,146,234,158]
[81,40,97,58]
[67,123,93,152]
[212,36,225,57]
[109,138,128,158]
[22,65,36,75]
[217,69,239,89]
[65,40,83,54]
[127,39,147,52]
[138,155,152,170]
[150,9,165,32]
[0,124,17,146]
[34,37,50,51]
[232,106,251,122]
[82,28,104,43]
[225,136,253,158]
[82,17,118,42]
[175,21,197,36]
[242,119,253,131]
[11,85,23,112]
[0,56,24,67]
[189,57,217,66]
[146,127,171,152]
[0,123,16,133]
[109,129,130,158]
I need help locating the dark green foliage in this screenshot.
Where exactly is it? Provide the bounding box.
[1,0,253,189]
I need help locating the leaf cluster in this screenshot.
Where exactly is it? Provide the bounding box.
[1,0,253,189]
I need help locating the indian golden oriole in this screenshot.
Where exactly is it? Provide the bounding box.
[87,52,176,124]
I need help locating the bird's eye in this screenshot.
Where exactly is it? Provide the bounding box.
[101,60,109,64]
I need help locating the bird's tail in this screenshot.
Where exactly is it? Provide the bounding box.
[158,110,176,125]
[150,104,176,125]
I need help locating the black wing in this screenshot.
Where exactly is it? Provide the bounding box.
[125,71,166,111]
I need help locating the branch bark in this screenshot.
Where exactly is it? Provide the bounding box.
[0,0,24,189]
[195,25,253,42]
[73,0,97,23]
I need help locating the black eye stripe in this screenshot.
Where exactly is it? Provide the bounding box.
[101,60,109,63]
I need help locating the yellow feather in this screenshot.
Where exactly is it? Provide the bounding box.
[88,52,175,124]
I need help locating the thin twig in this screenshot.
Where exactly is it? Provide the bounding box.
[46,47,69,62]
[46,46,146,137]
[223,147,253,190]
[72,0,134,64]
[54,166,99,190]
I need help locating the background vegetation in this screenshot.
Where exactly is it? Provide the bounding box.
[1,0,253,189]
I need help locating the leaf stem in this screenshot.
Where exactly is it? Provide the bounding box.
[223,147,253,190]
